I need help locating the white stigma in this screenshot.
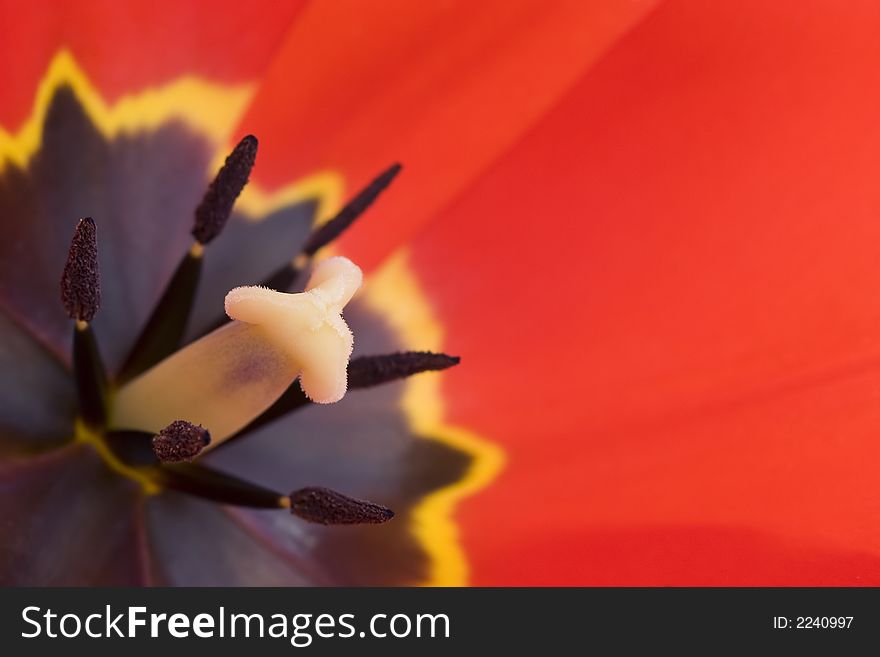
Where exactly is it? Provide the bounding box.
[225,256,362,404]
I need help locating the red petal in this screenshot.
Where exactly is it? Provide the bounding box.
[238,0,659,270]
[501,526,880,586]
[404,0,880,583]
[0,0,308,130]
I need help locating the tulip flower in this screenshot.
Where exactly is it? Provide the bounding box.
[3,0,880,587]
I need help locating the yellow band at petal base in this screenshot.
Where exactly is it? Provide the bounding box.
[364,250,506,587]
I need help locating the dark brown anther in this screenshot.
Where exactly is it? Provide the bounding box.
[61,217,100,322]
[301,162,401,256]
[253,163,403,295]
[62,217,107,427]
[348,351,460,388]
[221,351,461,445]
[119,136,258,381]
[192,134,258,245]
[152,420,211,463]
[288,487,394,525]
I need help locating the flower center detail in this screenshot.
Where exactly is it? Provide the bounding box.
[57,137,459,527]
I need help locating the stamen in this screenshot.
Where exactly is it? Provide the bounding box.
[348,351,460,387]
[103,430,389,521]
[258,163,402,292]
[288,487,394,525]
[151,420,211,463]
[303,163,401,256]
[119,136,258,382]
[192,135,259,245]
[156,463,288,509]
[112,257,363,445]
[61,217,100,322]
[232,351,461,438]
[118,244,202,382]
[61,218,107,427]
[156,466,391,524]
[72,324,108,427]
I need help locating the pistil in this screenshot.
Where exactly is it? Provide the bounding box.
[111,257,363,444]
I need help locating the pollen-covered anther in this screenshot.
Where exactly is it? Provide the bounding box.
[61,217,100,322]
[302,162,402,256]
[152,420,211,463]
[225,256,363,404]
[349,351,461,388]
[288,487,395,525]
[192,134,258,245]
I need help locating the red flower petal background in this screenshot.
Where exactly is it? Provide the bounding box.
[4,0,880,585]
[415,0,880,584]
[0,0,308,129]
[237,0,659,269]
